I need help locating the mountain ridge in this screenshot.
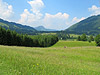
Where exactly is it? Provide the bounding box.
[0,18,58,34]
[65,15,100,35]
[34,26,58,31]
[0,18,37,35]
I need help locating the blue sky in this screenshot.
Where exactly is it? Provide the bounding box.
[0,0,100,30]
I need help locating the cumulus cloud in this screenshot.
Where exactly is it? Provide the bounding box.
[72,17,85,23]
[0,0,14,20]
[64,17,85,28]
[18,0,71,29]
[43,13,69,30]
[89,5,100,16]
[19,9,42,25]
[18,0,44,27]
[28,0,44,14]
[18,0,85,30]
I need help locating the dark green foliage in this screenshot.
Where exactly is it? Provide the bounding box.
[77,36,81,41]
[6,29,12,45]
[66,15,100,35]
[56,32,74,40]
[89,35,94,41]
[57,32,67,40]
[0,27,7,45]
[88,35,94,43]
[0,27,58,47]
[77,33,88,41]
[95,34,100,46]
[11,31,18,45]
[88,38,91,43]
[81,33,87,41]
[30,35,59,47]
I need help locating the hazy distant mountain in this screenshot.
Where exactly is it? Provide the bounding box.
[0,18,37,35]
[35,26,58,31]
[65,15,100,35]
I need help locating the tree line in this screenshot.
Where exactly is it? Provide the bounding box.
[77,33,100,46]
[0,27,58,47]
[77,33,94,42]
[57,32,74,40]
[29,35,59,47]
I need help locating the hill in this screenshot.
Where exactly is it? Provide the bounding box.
[65,15,100,35]
[35,26,58,31]
[0,18,37,35]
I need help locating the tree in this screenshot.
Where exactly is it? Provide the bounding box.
[77,36,81,41]
[81,33,87,41]
[95,34,100,46]
[89,35,94,41]
[88,35,94,43]
[0,27,2,44]
[88,38,91,43]
[2,28,7,45]
[6,29,12,45]
[11,31,18,45]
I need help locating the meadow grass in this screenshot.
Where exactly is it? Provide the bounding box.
[0,41,100,75]
[52,40,96,47]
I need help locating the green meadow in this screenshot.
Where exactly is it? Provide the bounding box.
[52,41,95,47]
[0,41,100,75]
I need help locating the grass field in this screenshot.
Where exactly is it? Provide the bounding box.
[0,41,100,75]
[52,41,96,47]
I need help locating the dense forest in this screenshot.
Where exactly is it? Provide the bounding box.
[66,15,100,35]
[0,27,58,47]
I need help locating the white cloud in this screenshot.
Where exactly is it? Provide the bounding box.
[18,0,44,27]
[18,0,70,29]
[19,9,42,25]
[28,0,44,14]
[72,17,85,23]
[43,13,69,30]
[64,17,85,28]
[18,0,85,30]
[89,5,100,16]
[0,0,14,20]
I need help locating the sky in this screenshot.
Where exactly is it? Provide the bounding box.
[0,0,100,30]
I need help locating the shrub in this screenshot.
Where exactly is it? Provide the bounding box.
[81,33,87,41]
[95,34,100,46]
[77,36,81,41]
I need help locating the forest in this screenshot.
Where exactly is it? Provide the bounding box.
[0,27,58,47]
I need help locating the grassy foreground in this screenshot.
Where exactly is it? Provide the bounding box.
[0,41,100,75]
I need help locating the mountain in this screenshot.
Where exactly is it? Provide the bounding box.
[35,26,58,31]
[0,18,37,35]
[65,15,100,35]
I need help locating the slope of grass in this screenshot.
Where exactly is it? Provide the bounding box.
[0,41,100,75]
[52,41,96,47]
[0,22,9,28]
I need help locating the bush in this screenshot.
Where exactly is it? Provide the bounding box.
[88,39,91,43]
[77,36,81,41]
[88,35,94,43]
[81,33,87,41]
[95,34,100,46]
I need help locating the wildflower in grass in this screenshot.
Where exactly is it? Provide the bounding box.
[33,65,35,67]
[19,72,21,74]
[37,64,39,66]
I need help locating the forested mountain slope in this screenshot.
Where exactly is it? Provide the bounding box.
[66,15,100,35]
[0,18,37,35]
